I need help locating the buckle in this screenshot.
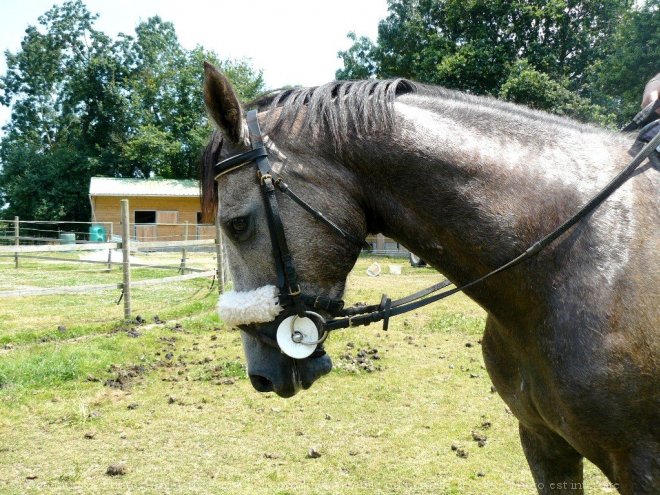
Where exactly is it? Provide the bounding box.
[257,171,273,184]
[288,285,301,297]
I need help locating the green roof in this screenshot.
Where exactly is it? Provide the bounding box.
[89,177,200,197]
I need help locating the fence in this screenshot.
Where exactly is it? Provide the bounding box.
[0,218,115,244]
[0,200,230,323]
[0,217,216,244]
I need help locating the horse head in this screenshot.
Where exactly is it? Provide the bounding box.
[200,62,368,397]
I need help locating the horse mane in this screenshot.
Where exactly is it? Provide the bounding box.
[199,129,222,222]
[200,78,621,222]
[248,78,417,148]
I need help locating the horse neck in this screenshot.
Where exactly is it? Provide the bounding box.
[346,94,633,317]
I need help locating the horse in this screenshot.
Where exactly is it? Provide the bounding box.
[200,62,659,494]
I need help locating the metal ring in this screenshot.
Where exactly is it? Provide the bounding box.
[291,311,327,345]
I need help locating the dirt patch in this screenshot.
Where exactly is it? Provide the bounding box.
[106,463,127,476]
[336,344,382,373]
[104,364,147,390]
[126,328,141,338]
[307,447,322,459]
[471,430,488,447]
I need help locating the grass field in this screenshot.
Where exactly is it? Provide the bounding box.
[0,255,616,494]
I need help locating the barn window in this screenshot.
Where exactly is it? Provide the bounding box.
[135,210,156,224]
[156,211,178,224]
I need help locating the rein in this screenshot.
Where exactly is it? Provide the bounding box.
[215,105,660,359]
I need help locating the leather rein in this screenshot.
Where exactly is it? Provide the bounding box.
[214,105,660,358]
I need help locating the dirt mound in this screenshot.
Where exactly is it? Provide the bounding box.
[104,364,147,390]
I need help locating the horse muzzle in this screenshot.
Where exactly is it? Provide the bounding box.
[239,326,333,398]
[218,286,334,396]
[218,285,334,359]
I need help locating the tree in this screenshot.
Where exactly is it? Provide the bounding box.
[0,1,265,220]
[337,0,637,123]
[498,60,613,125]
[0,0,122,220]
[336,32,378,80]
[588,0,660,125]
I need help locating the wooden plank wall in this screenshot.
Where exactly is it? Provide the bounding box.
[91,196,212,240]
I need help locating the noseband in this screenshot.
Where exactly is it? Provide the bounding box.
[215,106,660,359]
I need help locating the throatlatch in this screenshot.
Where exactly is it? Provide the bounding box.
[215,104,660,360]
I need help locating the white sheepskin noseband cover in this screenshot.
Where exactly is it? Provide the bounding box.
[218,285,283,326]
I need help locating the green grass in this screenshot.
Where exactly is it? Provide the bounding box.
[0,251,218,346]
[0,255,616,494]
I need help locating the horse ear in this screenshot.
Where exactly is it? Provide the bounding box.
[204,61,245,143]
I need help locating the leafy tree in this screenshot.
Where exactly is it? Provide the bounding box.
[588,0,660,125]
[499,60,613,125]
[0,1,264,220]
[0,0,121,220]
[336,32,378,80]
[337,0,638,123]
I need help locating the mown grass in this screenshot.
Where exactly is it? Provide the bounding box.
[0,255,616,494]
[0,250,217,346]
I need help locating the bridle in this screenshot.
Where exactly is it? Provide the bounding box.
[215,109,366,357]
[215,104,660,359]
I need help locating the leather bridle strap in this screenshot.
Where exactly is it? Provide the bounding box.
[244,110,306,317]
[621,100,660,132]
[213,147,268,177]
[338,279,453,318]
[274,179,372,249]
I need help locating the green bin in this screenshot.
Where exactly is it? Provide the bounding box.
[89,224,106,242]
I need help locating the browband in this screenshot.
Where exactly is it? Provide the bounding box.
[214,147,268,178]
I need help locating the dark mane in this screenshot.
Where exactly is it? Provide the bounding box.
[199,129,222,222]
[248,79,417,147]
[201,79,415,221]
[247,78,614,150]
[201,77,620,222]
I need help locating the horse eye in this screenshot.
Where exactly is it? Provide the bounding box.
[230,217,248,233]
[224,215,253,242]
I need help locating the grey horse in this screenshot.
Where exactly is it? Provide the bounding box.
[200,62,659,494]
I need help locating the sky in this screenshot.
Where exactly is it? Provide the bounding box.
[0,0,389,135]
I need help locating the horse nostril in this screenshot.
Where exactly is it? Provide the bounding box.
[249,374,274,393]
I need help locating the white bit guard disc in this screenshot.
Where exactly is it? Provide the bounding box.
[276,315,319,359]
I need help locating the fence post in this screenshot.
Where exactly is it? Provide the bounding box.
[120,199,132,323]
[180,221,189,274]
[14,216,19,268]
[215,214,225,293]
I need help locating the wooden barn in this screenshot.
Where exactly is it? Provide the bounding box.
[88,177,214,241]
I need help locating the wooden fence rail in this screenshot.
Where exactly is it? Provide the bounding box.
[0,270,217,298]
[0,242,119,253]
[0,239,215,253]
[0,254,210,272]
